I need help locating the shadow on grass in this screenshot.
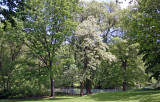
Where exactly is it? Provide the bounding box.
[8,98,45,102]
[88,90,160,102]
[22,97,72,101]
[0,96,73,102]
[46,97,72,100]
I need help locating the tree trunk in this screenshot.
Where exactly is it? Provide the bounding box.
[38,61,41,90]
[7,75,10,91]
[122,60,127,91]
[86,78,92,94]
[50,78,55,97]
[123,80,126,91]
[80,81,84,96]
[49,54,55,97]
[0,59,2,70]
[2,77,5,91]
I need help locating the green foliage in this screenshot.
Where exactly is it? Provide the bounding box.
[24,0,79,69]
[76,16,116,69]
[120,0,160,80]
[98,38,147,89]
[1,0,26,28]
[0,0,159,99]
[0,19,25,93]
[8,94,25,99]
[79,1,121,43]
[75,16,116,84]
[53,45,78,87]
[23,0,80,96]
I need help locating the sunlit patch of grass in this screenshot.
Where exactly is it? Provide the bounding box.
[89,90,160,102]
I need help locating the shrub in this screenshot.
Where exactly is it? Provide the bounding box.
[8,94,25,99]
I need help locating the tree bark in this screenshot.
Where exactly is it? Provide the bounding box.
[83,47,91,95]
[49,51,55,97]
[122,60,127,91]
[50,78,55,97]
[80,81,84,96]
[7,75,10,91]
[123,80,126,91]
[2,77,5,91]
[86,78,92,94]
[38,61,41,90]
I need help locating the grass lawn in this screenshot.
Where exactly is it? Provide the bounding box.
[0,90,160,102]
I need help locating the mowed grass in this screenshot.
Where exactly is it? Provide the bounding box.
[0,90,160,102]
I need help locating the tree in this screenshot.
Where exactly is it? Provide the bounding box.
[23,0,80,97]
[0,19,24,93]
[75,1,121,94]
[75,16,116,96]
[53,44,78,88]
[121,0,160,81]
[109,38,146,91]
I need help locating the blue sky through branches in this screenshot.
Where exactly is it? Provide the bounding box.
[81,0,132,9]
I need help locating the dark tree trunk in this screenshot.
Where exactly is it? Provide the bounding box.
[38,61,41,90]
[7,75,10,91]
[48,52,55,97]
[50,78,55,97]
[86,78,92,94]
[83,46,90,95]
[80,81,84,96]
[98,81,101,89]
[122,60,127,91]
[2,77,5,91]
[0,59,2,70]
[123,80,126,91]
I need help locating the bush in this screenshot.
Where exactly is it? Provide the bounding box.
[0,90,12,99]
[0,87,50,99]
[155,87,160,90]
[8,94,25,99]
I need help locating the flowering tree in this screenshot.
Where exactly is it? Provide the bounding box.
[75,16,116,96]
